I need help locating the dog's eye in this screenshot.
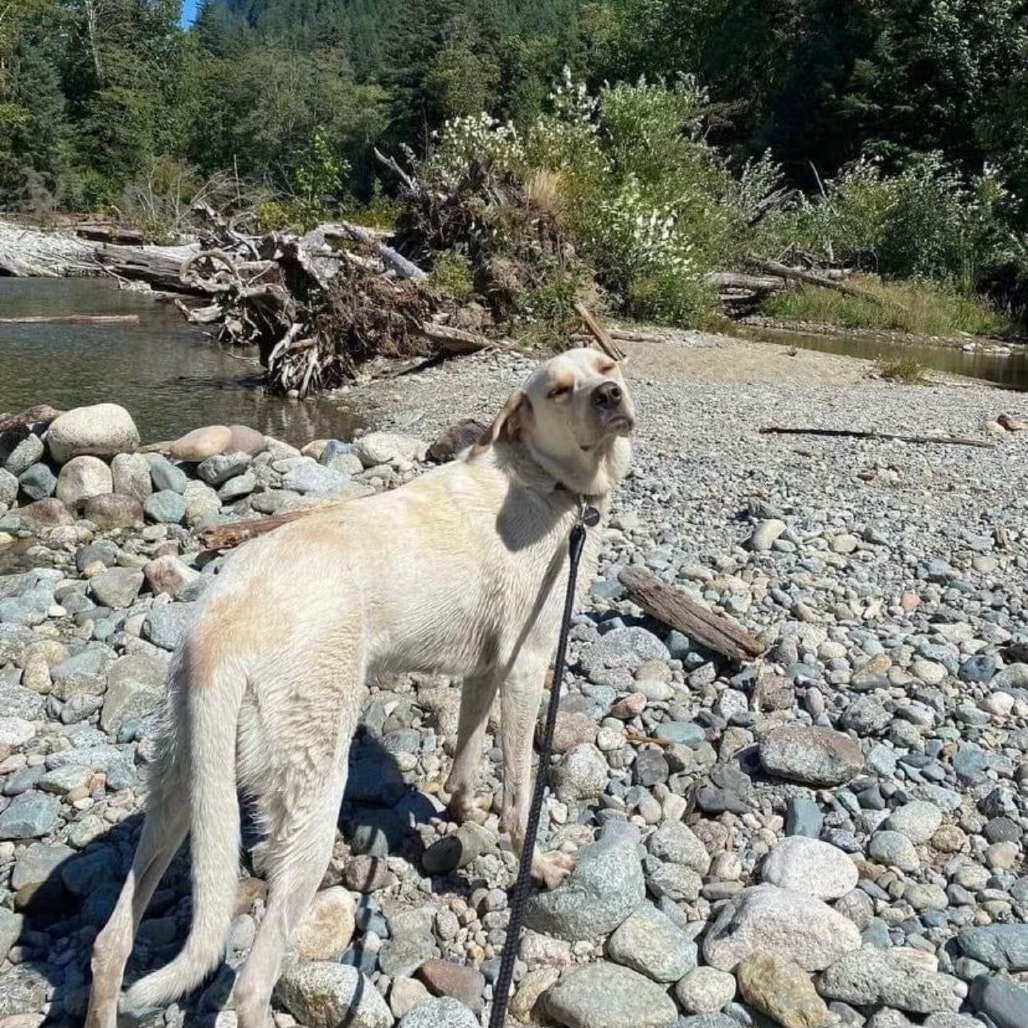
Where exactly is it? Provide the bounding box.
[599,362,617,374]
[547,384,572,399]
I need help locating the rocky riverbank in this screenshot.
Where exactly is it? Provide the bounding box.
[0,335,1027,1028]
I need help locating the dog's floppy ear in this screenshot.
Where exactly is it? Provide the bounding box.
[472,388,531,456]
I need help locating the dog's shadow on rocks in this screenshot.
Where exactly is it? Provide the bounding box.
[13,732,439,1026]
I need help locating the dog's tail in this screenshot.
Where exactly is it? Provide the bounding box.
[124,648,245,1011]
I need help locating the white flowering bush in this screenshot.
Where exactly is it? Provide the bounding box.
[414,67,790,329]
[428,113,525,185]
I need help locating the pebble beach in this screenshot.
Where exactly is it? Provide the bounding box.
[0,331,1026,1028]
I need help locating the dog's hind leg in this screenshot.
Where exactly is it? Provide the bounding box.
[85,768,190,1028]
[233,755,349,1028]
[444,673,499,824]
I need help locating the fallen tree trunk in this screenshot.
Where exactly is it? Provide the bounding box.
[95,243,203,293]
[747,257,907,310]
[618,566,766,663]
[759,426,996,449]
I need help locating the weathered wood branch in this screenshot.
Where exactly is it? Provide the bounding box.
[0,314,139,325]
[320,222,427,280]
[759,426,996,449]
[619,566,766,663]
[574,304,626,362]
[200,510,311,550]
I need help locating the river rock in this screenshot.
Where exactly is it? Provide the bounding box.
[0,467,17,507]
[868,830,920,872]
[759,726,864,786]
[703,884,862,972]
[355,431,427,467]
[110,452,152,501]
[524,822,645,940]
[750,519,787,551]
[228,424,266,455]
[647,820,711,874]
[274,961,391,1028]
[0,791,61,839]
[0,966,48,1017]
[884,800,944,844]
[970,975,1028,1028]
[99,651,167,734]
[398,998,477,1028]
[415,959,485,1011]
[89,566,144,609]
[737,951,829,1028]
[551,743,609,801]
[761,837,859,900]
[605,902,697,982]
[46,403,139,463]
[197,451,252,487]
[957,925,1028,971]
[148,455,188,494]
[0,716,35,748]
[292,887,356,961]
[4,433,44,475]
[674,967,737,1015]
[168,425,233,461]
[428,419,487,462]
[55,455,112,508]
[142,603,197,651]
[816,947,962,1014]
[18,463,56,500]
[83,494,143,529]
[0,907,23,963]
[143,555,200,599]
[144,489,186,524]
[544,962,678,1028]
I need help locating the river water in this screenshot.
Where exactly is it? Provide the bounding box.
[0,278,363,445]
[740,324,1028,389]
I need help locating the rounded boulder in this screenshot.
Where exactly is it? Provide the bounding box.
[46,404,139,464]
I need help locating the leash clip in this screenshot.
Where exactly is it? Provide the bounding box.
[579,497,600,528]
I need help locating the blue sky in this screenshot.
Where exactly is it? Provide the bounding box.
[180,0,199,27]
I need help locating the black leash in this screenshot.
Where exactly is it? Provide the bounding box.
[488,501,598,1028]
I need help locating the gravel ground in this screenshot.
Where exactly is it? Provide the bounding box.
[0,331,1027,1028]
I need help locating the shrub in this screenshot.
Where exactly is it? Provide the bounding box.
[430,250,475,301]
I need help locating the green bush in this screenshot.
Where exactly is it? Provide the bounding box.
[430,250,475,301]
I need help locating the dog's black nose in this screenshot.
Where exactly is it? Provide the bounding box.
[592,381,623,408]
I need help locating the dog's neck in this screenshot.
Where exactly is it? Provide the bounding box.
[498,434,631,508]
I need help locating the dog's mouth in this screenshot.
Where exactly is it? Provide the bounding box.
[605,411,636,435]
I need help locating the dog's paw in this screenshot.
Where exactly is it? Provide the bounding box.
[531,850,575,890]
[445,788,493,826]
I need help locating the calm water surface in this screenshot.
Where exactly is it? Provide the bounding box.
[739,324,1028,389]
[0,278,363,444]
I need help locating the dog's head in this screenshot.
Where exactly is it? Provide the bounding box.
[474,347,635,496]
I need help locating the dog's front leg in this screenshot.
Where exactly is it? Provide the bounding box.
[499,665,575,890]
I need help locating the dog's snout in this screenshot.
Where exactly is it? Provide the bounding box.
[592,381,623,408]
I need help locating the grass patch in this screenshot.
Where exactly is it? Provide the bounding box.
[875,357,928,383]
[761,277,1011,337]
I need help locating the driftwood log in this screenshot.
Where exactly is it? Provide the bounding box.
[618,567,766,663]
[759,426,996,449]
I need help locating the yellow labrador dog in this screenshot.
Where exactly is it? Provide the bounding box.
[85,347,635,1028]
